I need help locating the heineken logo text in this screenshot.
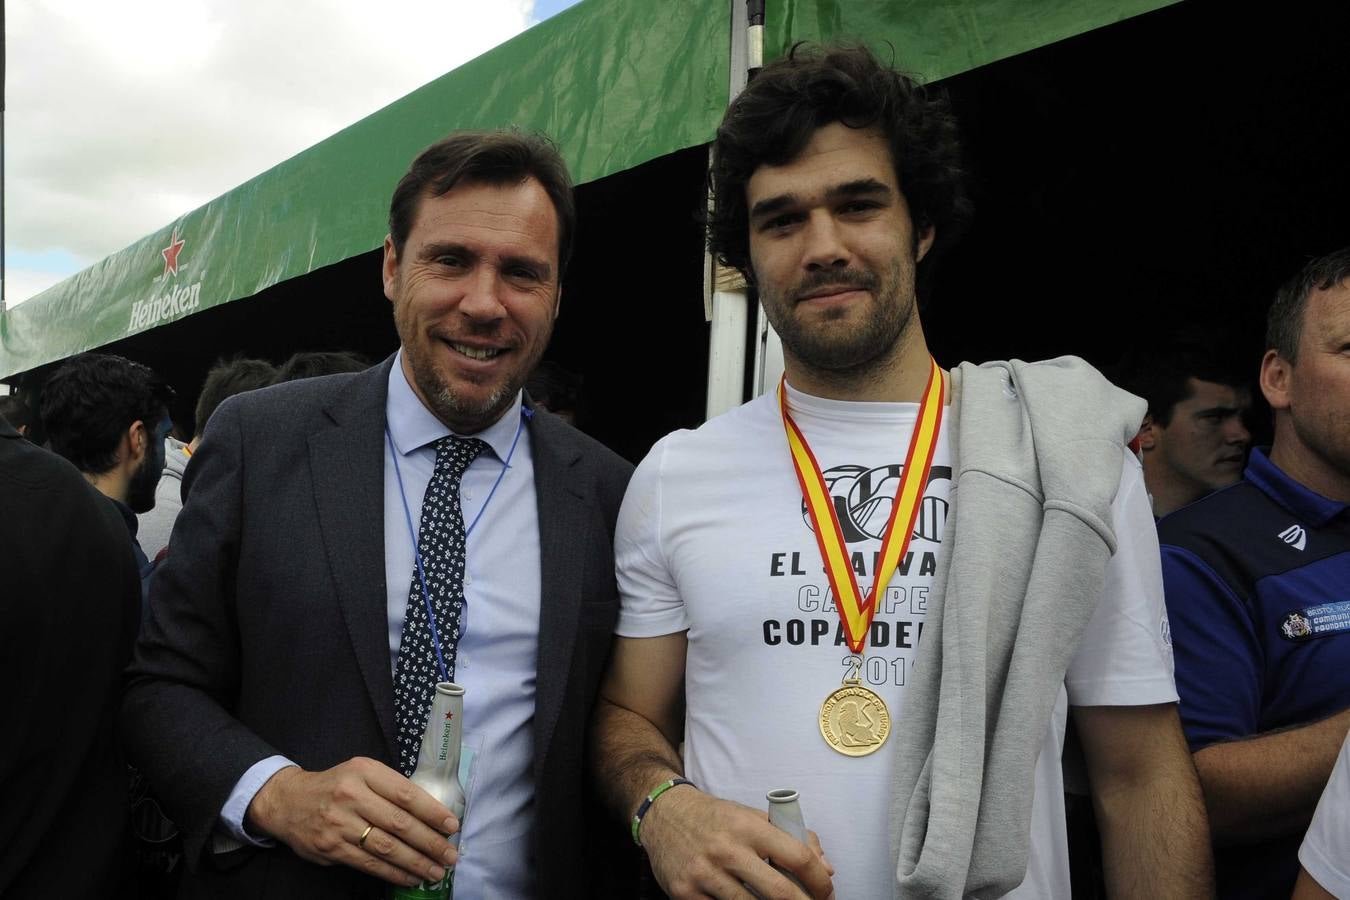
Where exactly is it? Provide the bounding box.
[129,280,202,332]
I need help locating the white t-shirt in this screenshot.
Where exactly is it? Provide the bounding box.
[1300,733,1350,898]
[616,385,1178,899]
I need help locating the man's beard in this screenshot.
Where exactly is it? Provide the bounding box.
[760,257,916,379]
[1292,411,1350,486]
[412,361,523,435]
[126,451,162,514]
[402,328,549,434]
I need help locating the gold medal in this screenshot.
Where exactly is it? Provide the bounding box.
[779,359,944,756]
[819,678,891,756]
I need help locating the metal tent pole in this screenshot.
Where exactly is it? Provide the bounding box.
[702,0,755,420]
[744,0,785,402]
[2,0,8,310]
[704,0,786,419]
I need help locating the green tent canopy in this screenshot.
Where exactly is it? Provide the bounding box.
[0,0,1175,380]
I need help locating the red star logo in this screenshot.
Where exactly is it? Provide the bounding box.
[161,227,186,278]
[445,711,455,721]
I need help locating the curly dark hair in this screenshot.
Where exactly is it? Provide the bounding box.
[1268,246,1350,362]
[708,43,971,282]
[42,353,174,475]
[389,129,576,277]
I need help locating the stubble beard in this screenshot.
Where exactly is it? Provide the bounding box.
[760,256,918,389]
[416,361,519,435]
[1292,409,1350,486]
[402,323,550,434]
[126,453,161,514]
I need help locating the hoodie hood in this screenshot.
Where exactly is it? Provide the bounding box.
[162,435,191,481]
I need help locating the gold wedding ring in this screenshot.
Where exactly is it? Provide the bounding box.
[358,824,375,849]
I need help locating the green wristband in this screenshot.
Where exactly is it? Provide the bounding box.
[631,777,695,847]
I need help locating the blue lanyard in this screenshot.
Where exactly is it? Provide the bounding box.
[386,406,531,682]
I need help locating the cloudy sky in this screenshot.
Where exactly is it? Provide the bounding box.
[3,0,581,307]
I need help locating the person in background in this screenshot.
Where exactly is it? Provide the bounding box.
[1114,339,1252,518]
[1295,730,1350,899]
[41,352,174,616]
[276,349,371,382]
[0,412,140,898]
[1159,247,1350,898]
[0,393,35,438]
[138,357,278,561]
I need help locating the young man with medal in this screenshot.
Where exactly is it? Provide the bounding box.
[591,45,1213,898]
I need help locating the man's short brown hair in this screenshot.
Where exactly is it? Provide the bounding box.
[1267,246,1350,362]
[388,130,577,277]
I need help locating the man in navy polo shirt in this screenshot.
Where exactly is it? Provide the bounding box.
[1160,246,1350,898]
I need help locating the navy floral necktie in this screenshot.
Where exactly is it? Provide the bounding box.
[393,434,487,776]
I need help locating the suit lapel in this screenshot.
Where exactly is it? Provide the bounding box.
[530,410,588,778]
[309,358,398,757]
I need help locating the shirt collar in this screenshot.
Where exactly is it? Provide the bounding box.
[782,380,927,422]
[1245,446,1348,526]
[385,349,523,461]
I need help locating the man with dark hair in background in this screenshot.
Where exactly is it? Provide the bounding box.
[123,130,633,898]
[41,352,174,613]
[592,43,1209,899]
[0,394,35,438]
[0,413,141,898]
[194,357,282,437]
[1115,339,1252,517]
[137,356,278,561]
[276,350,371,382]
[1160,246,1350,898]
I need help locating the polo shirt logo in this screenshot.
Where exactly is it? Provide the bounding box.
[1280,601,1350,642]
[1281,611,1313,639]
[1278,524,1307,551]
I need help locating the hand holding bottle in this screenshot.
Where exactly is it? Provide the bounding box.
[245,757,460,888]
[639,785,834,899]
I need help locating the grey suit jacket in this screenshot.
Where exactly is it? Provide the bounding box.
[122,357,633,899]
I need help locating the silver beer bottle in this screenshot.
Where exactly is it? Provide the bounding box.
[391,682,466,900]
[767,788,810,893]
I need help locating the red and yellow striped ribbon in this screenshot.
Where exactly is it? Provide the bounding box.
[778,359,945,654]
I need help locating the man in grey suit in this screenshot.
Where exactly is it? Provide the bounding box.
[123,131,633,898]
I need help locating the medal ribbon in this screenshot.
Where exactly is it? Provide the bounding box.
[778,359,945,654]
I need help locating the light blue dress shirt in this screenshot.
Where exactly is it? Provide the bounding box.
[220,353,542,898]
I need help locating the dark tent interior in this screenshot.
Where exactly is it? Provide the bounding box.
[16,0,1349,460]
[928,0,1350,447]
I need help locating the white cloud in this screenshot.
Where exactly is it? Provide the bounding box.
[4,0,535,297]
